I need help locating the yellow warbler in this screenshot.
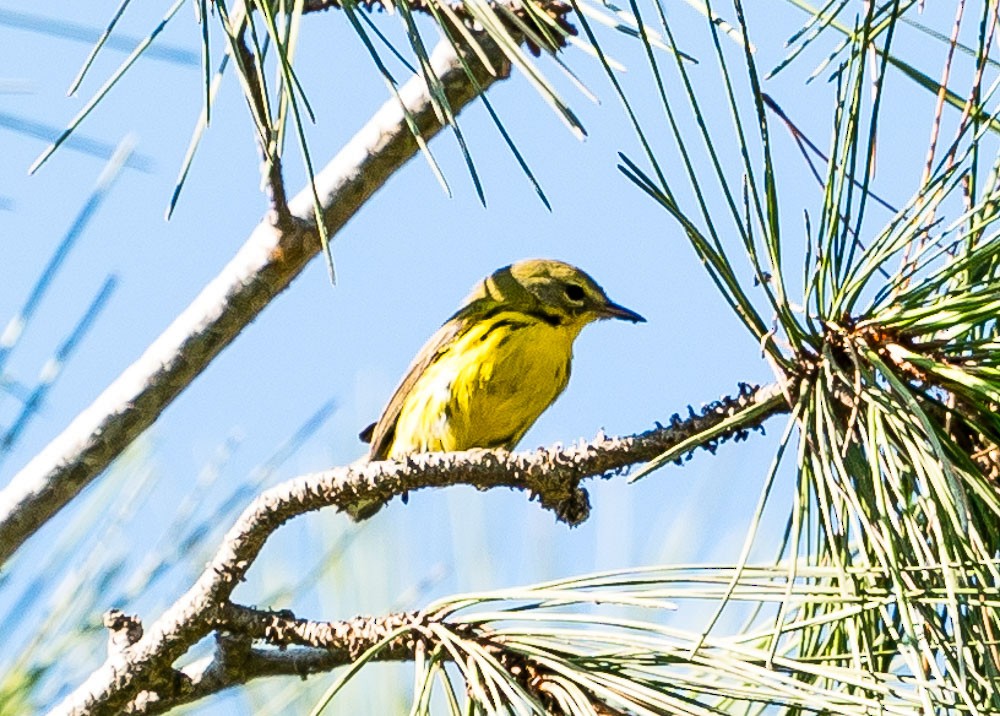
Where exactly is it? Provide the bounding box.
[359,260,644,484]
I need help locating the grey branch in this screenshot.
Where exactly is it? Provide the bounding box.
[133,607,422,715]
[48,382,790,716]
[136,604,626,715]
[135,605,572,714]
[0,35,510,566]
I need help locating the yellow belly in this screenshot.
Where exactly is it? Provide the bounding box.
[388,312,581,457]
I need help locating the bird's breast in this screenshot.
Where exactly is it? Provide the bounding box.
[390,311,580,455]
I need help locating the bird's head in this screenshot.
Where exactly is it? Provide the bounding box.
[464,259,645,327]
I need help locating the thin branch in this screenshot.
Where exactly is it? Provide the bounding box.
[147,639,400,714]
[127,604,612,715]
[234,24,290,218]
[0,34,511,567]
[48,382,791,716]
[133,607,420,714]
[216,603,420,655]
[176,643,363,701]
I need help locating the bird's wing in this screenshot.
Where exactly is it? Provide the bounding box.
[362,309,475,460]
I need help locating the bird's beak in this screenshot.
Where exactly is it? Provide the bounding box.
[600,301,646,323]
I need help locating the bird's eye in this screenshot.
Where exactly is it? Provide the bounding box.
[564,284,585,302]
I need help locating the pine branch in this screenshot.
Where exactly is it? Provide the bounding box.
[95,604,621,715]
[47,382,790,716]
[301,0,577,54]
[0,34,510,567]
[233,26,290,218]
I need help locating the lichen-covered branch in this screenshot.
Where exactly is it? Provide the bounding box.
[134,604,610,715]
[48,382,791,716]
[0,33,511,567]
[133,607,421,714]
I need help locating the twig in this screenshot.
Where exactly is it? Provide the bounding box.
[0,34,511,566]
[141,611,416,714]
[133,603,615,714]
[233,25,290,218]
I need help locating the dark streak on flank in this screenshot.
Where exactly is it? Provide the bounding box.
[479,318,530,342]
[474,305,563,328]
[497,333,516,350]
[476,305,514,324]
[524,309,563,327]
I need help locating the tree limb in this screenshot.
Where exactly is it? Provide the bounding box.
[0,34,511,566]
[130,607,421,714]
[48,381,791,716]
[131,603,611,715]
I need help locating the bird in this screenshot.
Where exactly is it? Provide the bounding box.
[354,258,644,516]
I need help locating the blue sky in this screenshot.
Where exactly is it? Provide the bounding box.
[0,1,961,711]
